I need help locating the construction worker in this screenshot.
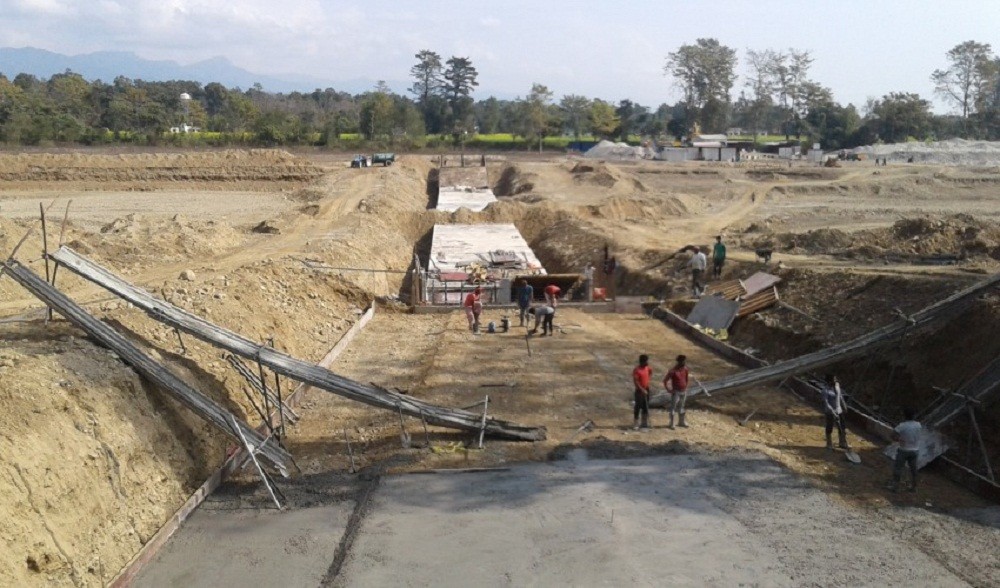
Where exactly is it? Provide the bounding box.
[688,247,707,297]
[664,355,690,429]
[544,284,562,307]
[516,279,534,327]
[582,263,595,302]
[889,407,922,493]
[527,305,555,336]
[632,354,652,431]
[822,374,850,450]
[712,236,726,279]
[463,286,482,332]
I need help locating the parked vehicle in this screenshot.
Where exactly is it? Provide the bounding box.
[371,152,395,166]
[350,155,369,168]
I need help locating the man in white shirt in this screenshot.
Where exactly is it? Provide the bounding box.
[889,407,922,493]
[687,247,708,297]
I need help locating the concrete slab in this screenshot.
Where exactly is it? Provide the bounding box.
[428,224,543,275]
[436,188,497,212]
[134,474,356,588]
[336,452,967,587]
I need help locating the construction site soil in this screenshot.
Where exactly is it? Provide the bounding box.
[1,150,998,586]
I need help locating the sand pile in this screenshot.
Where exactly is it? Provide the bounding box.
[584,140,651,160]
[863,139,1000,166]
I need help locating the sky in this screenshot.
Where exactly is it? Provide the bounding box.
[1,0,999,113]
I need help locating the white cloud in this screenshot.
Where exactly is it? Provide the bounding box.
[9,0,75,16]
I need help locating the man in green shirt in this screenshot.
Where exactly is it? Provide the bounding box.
[712,235,726,279]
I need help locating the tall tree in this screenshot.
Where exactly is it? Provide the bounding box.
[744,49,779,142]
[409,50,444,105]
[932,41,997,135]
[866,92,933,143]
[615,99,648,142]
[474,96,503,134]
[770,49,819,139]
[560,94,591,139]
[443,56,479,137]
[519,83,557,152]
[664,38,738,133]
[588,100,619,139]
[409,50,444,133]
[359,81,395,140]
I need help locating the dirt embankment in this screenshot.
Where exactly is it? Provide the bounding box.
[743,215,1000,265]
[0,153,439,587]
[0,149,325,191]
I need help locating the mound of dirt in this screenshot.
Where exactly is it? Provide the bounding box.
[580,195,687,222]
[745,215,1000,263]
[0,149,324,188]
[91,213,247,265]
[493,165,536,196]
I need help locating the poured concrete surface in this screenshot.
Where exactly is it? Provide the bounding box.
[336,451,968,587]
[435,188,497,212]
[132,449,985,587]
[134,473,356,588]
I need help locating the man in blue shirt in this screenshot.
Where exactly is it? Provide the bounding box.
[516,279,534,326]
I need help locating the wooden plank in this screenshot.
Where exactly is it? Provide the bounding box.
[1,259,293,474]
[108,304,376,588]
[52,247,545,441]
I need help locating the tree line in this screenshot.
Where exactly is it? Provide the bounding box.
[1,40,998,149]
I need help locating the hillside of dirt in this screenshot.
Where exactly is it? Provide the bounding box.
[2,152,999,586]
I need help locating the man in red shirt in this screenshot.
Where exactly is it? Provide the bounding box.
[463,286,482,332]
[664,354,691,429]
[544,284,562,307]
[632,354,653,430]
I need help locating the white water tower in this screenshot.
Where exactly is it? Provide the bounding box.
[180,92,191,128]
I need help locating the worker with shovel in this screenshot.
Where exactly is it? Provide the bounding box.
[664,355,691,429]
[822,374,851,450]
[632,354,653,431]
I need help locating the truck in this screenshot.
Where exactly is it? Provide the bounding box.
[371,152,395,166]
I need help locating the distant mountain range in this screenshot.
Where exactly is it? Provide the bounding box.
[0,46,403,95]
